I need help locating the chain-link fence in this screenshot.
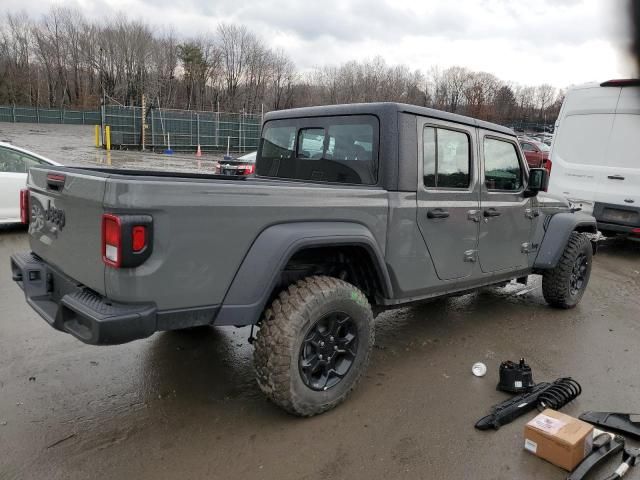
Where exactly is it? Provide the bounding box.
[104,105,262,153]
[0,105,101,125]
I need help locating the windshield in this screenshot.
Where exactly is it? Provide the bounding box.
[237,151,257,162]
[257,115,379,185]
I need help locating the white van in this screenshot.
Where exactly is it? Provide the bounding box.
[548,79,640,238]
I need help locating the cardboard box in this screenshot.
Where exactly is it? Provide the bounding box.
[524,409,593,471]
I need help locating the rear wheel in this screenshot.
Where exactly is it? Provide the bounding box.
[254,275,374,416]
[542,232,592,309]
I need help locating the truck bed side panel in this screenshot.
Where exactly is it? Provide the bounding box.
[103,179,388,311]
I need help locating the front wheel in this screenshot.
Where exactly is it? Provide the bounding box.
[542,232,593,309]
[254,275,374,416]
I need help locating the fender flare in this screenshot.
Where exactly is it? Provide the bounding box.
[533,212,597,270]
[214,222,393,326]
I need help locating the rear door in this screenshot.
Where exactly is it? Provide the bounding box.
[478,132,532,272]
[27,167,107,295]
[594,87,640,222]
[416,119,480,280]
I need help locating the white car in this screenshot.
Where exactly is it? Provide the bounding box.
[0,142,61,224]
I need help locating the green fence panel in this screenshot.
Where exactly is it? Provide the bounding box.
[105,105,262,153]
[0,104,260,153]
[0,105,101,125]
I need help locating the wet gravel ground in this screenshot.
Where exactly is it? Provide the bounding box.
[1,124,640,479]
[0,123,225,172]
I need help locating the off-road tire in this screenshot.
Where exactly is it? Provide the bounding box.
[542,232,592,309]
[254,275,374,416]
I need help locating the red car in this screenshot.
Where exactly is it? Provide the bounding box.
[519,139,551,172]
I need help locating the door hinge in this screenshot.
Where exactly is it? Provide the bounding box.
[464,249,478,262]
[467,210,481,223]
[524,208,540,219]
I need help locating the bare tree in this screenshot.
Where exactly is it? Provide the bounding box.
[0,12,566,126]
[217,23,252,110]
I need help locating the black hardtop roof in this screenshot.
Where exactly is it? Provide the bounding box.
[264,102,514,136]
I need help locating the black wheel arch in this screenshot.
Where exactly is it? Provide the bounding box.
[214,222,393,326]
[533,212,597,270]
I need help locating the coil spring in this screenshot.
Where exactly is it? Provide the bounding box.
[537,377,582,411]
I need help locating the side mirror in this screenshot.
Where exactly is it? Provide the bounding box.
[524,168,549,198]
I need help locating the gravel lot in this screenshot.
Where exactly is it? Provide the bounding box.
[0,122,223,172]
[1,123,639,480]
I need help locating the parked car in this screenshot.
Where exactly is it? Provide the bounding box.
[548,79,640,239]
[519,138,551,169]
[534,133,554,146]
[0,142,61,224]
[215,151,256,176]
[11,103,596,417]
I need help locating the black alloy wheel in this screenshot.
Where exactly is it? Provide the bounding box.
[299,312,358,391]
[569,253,588,296]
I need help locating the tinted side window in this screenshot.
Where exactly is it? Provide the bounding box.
[422,127,470,189]
[297,128,324,159]
[0,147,26,173]
[258,115,378,185]
[262,126,295,160]
[484,138,522,191]
[423,127,436,187]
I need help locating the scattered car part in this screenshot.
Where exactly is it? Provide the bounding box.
[579,412,640,440]
[567,432,625,480]
[476,382,551,430]
[603,446,640,480]
[537,377,582,410]
[497,358,535,393]
[472,362,487,377]
[476,378,582,430]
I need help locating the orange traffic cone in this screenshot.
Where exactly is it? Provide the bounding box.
[195,144,202,157]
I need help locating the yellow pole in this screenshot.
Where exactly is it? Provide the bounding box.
[94,125,100,147]
[105,126,111,151]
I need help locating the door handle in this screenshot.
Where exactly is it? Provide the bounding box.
[483,209,501,217]
[607,175,625,180]
[427,209,450,219]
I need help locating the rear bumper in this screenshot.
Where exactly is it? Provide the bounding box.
[10,252,157,345]
[594,202,640,237]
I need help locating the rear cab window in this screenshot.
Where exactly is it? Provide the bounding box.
[257,115,379,185]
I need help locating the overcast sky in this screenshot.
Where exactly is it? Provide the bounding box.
[5,0,635,87]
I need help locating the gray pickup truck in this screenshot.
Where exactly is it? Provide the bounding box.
[11,103,597,416]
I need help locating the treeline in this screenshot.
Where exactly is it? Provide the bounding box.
[0,7,562,125]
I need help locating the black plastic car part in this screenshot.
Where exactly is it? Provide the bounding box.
[476,378,582,431]
[567,433,625,480]
[497,358,535,393]
[579,412,640,440]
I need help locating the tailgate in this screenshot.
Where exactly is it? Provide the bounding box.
[27,167,106,295]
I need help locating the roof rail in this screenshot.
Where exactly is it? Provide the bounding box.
[600,79,640,87]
